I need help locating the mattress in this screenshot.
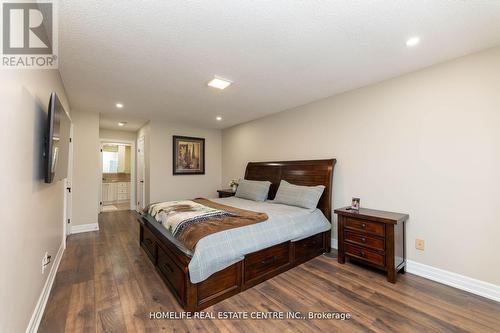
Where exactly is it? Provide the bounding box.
[183,197,331,283]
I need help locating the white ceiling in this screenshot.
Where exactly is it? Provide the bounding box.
[59,1,500,130]
[99,113,147,132]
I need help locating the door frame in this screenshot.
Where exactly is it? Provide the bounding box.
[63,124,74,244]
[137,136,146,212]
[99,138,137,212]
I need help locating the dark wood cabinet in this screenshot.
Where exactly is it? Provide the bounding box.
[217,189,236,198]
[335,207,408,283]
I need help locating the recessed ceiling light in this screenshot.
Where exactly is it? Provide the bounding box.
[207,77,232,90]
[406,36,420,48]
[116,103,124,108]
[118,122,127,127]
[216,116,222,121]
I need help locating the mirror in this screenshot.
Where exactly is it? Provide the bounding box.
[102,144,131,173]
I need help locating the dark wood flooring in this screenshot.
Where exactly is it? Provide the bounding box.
[39,210,500,332]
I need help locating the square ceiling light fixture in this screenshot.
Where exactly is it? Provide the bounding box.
[207,76,232,90]
[406,36,420,47]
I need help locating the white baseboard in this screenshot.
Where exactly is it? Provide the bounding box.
[406,260,500,302]
[330,238,499,302]
[70,223,99,234]
[25,242,64,333]
[331,237,338,250]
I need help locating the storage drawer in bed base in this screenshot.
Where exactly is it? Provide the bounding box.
[138,218,330,311]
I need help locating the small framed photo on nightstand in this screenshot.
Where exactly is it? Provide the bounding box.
[351,197,360,210]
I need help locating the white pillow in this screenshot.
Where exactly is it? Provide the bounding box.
[273,180,325,209]
[235,179,271,202]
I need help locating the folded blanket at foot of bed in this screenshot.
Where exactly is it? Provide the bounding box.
[146,198,268,251]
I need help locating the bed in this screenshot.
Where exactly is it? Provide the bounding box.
[137,159,336,311]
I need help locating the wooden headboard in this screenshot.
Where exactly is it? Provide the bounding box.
[244,159,336,222]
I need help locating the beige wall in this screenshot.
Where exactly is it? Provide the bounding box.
[148,121,222,203]
[222,47,500,285]
[0,70,70,332]
[100,128,137,142]
[72,111,100,226]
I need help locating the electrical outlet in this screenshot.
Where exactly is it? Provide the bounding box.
[415,239,425,251]
[41,252,49,274]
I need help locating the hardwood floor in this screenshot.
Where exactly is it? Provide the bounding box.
[102,202,130,212]
[40,210,500,333]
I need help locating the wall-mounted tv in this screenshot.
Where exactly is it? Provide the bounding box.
[44,92,71,183]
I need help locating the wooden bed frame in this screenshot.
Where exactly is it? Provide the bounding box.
[137,159,336,311]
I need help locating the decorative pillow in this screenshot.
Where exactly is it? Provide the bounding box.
[273,180,325,209]
[235,179,271,202]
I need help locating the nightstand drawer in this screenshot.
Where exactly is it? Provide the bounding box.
[217,189,236,198]
[345,231,384,251]
[345,243,385,267]
[345,217,385,236]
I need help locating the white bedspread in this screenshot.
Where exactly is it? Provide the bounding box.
[188,197,331,283]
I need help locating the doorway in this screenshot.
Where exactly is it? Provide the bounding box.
[137,136,145,212]
[99,140,136,212]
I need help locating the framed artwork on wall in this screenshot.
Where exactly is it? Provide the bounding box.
[173,135,205,175]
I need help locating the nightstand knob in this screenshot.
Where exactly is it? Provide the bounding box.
[361,251,366,257]
[361,237,366,243]
[361,223,366,228]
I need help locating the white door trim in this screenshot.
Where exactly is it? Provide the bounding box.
[137,136,146,212]
[62,124,74,245]
[99,143,103,213]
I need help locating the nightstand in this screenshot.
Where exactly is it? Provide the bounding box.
[335,207,408,283]
[217,189,236,198]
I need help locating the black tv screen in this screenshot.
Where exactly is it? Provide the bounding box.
[45,92,71,183]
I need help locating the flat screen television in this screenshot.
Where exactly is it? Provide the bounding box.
[44,92,71,183]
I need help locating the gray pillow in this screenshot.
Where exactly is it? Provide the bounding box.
[235,179,271,202]
[273,180,325,209]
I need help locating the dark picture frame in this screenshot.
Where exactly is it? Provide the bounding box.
[351,197,360,211]
[173,135,205,175]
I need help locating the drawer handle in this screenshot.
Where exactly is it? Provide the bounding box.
[361,237,366,243]
[361,223,367,228]
[360,251,366,257]
[144,238,153,245]
[261,256,277,265]
[163,262,174,273]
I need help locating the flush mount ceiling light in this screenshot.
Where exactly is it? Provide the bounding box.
[216,116,222,121]
[207,76,232,90]
[406,36,420,47]
[116,103,124,108]
[118,122,127,127]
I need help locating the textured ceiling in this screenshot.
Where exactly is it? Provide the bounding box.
[99,113,147,132]
[59,1,500,130]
